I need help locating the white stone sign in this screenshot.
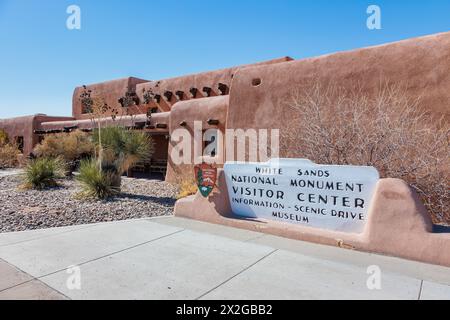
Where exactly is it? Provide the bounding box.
[224,159,380,233]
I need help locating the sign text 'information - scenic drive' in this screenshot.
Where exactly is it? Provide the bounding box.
[224,159,380,233]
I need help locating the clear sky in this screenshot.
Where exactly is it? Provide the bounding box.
[0,0,449,118]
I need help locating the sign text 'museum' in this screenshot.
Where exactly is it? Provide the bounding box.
[224,159,380,233]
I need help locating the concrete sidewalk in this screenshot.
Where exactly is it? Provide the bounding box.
[0,169,22,178]
[0,217,449,300]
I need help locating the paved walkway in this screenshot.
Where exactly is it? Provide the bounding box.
[0,169,22,178]
[0,217,449,300]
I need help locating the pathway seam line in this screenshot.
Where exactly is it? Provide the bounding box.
[417,280,424,300]
[195,248,278,300]
[0,258,71,300]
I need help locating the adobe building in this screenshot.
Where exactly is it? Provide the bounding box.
[0,31,449,183]
[0,31,449,267]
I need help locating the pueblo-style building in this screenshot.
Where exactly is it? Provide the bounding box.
[0,31,449,183]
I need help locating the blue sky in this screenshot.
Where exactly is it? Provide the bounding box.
[0,0,449,118]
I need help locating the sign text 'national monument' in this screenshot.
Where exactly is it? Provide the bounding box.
[224,159,380,233]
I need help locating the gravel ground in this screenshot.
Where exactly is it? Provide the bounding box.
[0,174,178,233]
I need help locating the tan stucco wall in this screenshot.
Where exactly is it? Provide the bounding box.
[226,32,450,143]
[135,57,293,113]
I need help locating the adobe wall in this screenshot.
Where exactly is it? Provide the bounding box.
[227,31,450,143]
[0,116,36,156]
[166,96,229,183]
[135,57,293,113]
[72,77,149,120]
[0,115,74,156]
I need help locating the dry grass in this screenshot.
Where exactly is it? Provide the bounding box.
[176,177,199,199]
[0,129,9,146]
[281,82,449,225]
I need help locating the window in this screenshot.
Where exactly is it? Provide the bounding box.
[82,105,93,114]
[15,136,24,153]
[203,129,218,157]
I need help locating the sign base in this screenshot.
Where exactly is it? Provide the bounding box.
[174,169,450,268]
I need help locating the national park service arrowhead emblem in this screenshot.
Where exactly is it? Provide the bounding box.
[194,163,217,198]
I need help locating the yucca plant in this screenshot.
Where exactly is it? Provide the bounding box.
[76,159,119,199]
[92,126,154,187]
[22,157,66,190]
[75,127,153,200]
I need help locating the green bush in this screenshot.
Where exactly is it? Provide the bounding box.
[76,159,119,199]
[22,157,66,190]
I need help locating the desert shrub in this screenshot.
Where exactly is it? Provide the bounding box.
[76,159,119,199]
[34,130,94,171]
[0,129,9,146]
[281,82,449,224]
[176,177,198,199]
[0,129,19,169]
[22,157,66,190]
[0,143,20,169]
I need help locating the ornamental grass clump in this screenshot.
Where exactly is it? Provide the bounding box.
[76,159,119,199]
[22,157,66,190]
